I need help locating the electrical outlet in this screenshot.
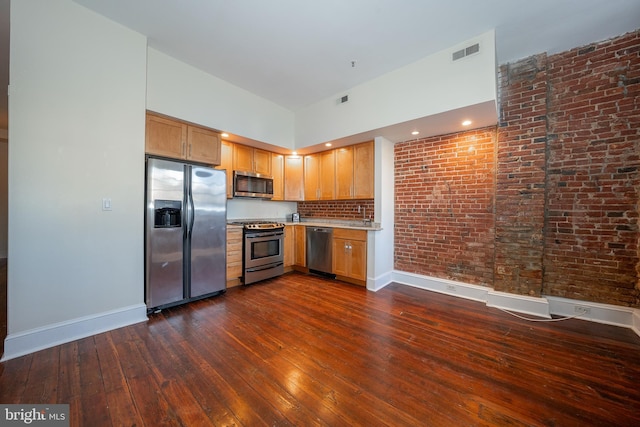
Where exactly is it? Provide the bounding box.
[574,305,591,315]
[446,284,456,292]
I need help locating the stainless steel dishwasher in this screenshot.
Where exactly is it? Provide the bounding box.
[306,227,334,277]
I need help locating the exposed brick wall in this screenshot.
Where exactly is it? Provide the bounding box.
[543,32,640,306]
[393,30,640,307]
[395,129,496,286]
[494,54,548,296]
[298,199,374,220]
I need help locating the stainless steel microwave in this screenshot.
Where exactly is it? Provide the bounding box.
[233,170,274,199]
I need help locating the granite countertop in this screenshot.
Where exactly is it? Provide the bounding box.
[285,219,381,231]
[227,218,382,231]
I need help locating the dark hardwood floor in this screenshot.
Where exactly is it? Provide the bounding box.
[1,271,639,426]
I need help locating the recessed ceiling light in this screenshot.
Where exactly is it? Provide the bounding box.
[325,143,332,147]
[291,151,297,156]
[411,131,420,135]
[221,132,229,137]
[462,120,472,126]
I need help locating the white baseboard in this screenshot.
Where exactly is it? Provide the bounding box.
[391,271,489,302]
[390,270,640,338]
[546,296,637,329]
[487,290,551,318]
[367,271,394,292]
[2,304,148,361]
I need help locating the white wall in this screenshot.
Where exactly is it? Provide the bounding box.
[5,0,147,354]
[295,31,497,148]
[0,138,6,258]
[367,137,395,290]
[146,48,296,150]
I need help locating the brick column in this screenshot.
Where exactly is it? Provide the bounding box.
[494,54,548,296]
[543,33,640,306]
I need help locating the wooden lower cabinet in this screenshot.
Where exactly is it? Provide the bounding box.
[284,225,295,270]
[226,227,243,288]
[294,225,306,268]
[332,228,367,286]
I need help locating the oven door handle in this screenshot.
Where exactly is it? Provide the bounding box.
[246,231,284,239]
[245,262,284,273]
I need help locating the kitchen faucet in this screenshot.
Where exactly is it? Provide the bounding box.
[363,207,372,224]
[358,205,372,225]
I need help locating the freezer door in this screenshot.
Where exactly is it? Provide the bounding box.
[188,166,227,297]
[146,158,185,308]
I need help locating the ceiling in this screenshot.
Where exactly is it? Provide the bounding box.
[1,0,639,144]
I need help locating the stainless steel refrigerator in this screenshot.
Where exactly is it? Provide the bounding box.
[145,157,226,311]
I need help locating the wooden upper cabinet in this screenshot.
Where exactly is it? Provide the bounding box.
[334,141,374,200]
[145,114,186,159]
[284,155,304,201]
[253,149,272,176]
[271,153,284,201]
[304,151,335,200]
[353,141,374,199]
[319,150,336,200]
[302,141,373,201]
[233,144,253,172]
[335,146,354,199]
[187,126,221,165]
[304,154,320,200]
[233,145,272,176]
[145,112,221,166]
[215,140,234,198]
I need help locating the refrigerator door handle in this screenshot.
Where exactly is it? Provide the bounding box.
[186,185,195,237]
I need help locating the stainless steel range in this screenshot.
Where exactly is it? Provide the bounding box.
[233,221,285,284]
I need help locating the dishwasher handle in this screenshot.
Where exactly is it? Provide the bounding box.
[310,227,332,233]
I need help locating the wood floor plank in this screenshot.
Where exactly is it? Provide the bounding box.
[1,272,639,426]
[56,341,81,403]
[21,346,59,404]
[0,353,33,403]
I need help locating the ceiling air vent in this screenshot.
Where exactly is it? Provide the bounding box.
[452,43,480,61]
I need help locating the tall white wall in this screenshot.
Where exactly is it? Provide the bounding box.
[146,48,296,150]
[0,137,6,258]
[367,137,395,290]
[5,0,147,358]
[295,31,496,148]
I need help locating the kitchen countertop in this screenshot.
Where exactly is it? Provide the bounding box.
[227,218,382,231]
[285,219,381,231]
